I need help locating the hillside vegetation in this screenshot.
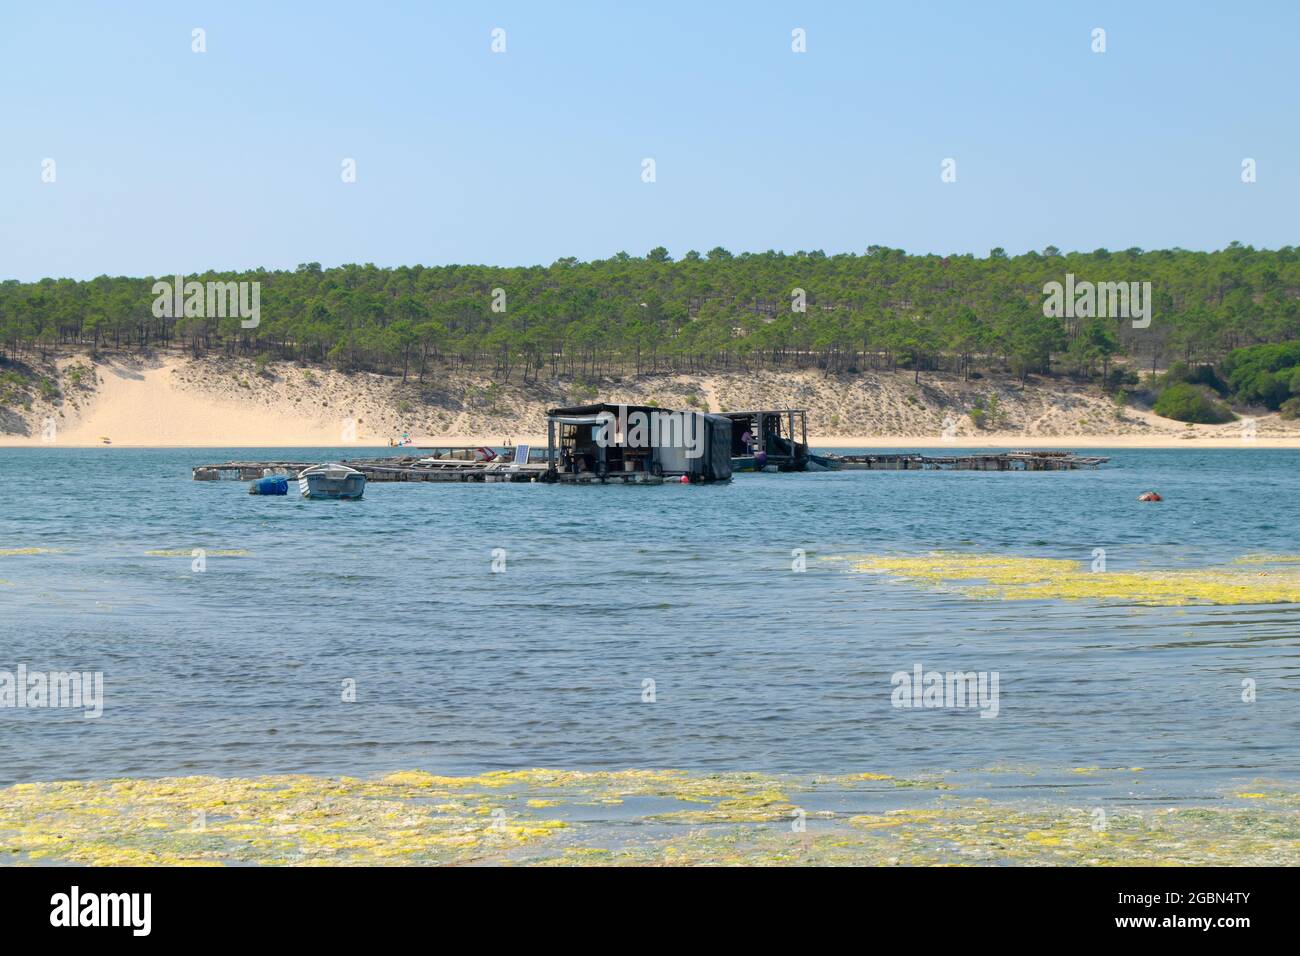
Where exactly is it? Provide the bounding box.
[3,244,1298,391]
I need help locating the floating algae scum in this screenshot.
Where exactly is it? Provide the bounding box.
[837,551,1300,606]
[1,768,1295,866]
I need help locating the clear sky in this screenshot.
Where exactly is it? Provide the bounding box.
[1,1,1295,280]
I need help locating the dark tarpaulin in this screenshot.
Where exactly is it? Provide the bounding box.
[701,413,732,481]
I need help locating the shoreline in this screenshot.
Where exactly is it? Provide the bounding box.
[3,435,1299,450]
[5,353,1300,450]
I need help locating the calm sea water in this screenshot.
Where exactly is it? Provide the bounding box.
[1,446,1297,801]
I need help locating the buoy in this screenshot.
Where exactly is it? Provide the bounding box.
[1137,491,1162,502]
[249,475,289,496]
[680,475,690,484]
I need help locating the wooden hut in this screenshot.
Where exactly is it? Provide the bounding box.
[544,403,732,482]
[721,409,817,471]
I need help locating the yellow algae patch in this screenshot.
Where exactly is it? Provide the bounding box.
[1230,787,1298,806]
[0,773,567,866]
[848,815,906,829]
[830,771,950,789]
[3,770,1296,867]
[844,551,1300,606]
[377,770,475,789]
[0,547,66,556]
[890,779,956,790]
[1232,554,1300,565]
[145,549,250,557]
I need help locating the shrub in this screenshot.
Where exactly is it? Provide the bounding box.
[1221,340,1300,409]
[985,393,1005,428]
[1106,366,1140,392]
[1153,382,1234,424]
[1280,397,1300,420]
[968,394,1005,429]
[1162,361,1226,394]
[65,364,93,389]
[0,372,30,408]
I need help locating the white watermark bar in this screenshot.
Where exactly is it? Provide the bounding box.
[593,404,705,458]
[151,274,260,328]
[0,665,104,718]
[891,663,999,718]
[1043,273,1151,329]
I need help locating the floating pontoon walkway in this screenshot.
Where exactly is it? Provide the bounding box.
[193,456,546,483]
[822,450,1109,471]
[192,457,664,484]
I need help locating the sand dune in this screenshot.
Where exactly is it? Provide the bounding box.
[3,351,1299,448]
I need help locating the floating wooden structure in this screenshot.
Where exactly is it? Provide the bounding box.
[193,447,1106,485]
[722,409,815,472]
[544,403,732,483]
[194,395,1111,487]
[821,450,1109,471]
[193,455,548,483]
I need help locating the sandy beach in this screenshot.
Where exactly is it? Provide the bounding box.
[3,351,1299,449]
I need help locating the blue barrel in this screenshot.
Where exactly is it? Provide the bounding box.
[249,475,289,495]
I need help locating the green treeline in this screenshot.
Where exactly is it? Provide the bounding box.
[2,243,1298,387]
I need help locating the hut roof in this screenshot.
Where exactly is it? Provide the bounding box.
[721,408,808,417]
[546,402,666,418]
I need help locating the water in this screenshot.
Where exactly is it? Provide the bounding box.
[1,446,1297,802]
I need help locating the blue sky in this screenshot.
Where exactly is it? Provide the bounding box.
[1,1,1294,280]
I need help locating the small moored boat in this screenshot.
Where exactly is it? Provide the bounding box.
[297,463,366,500]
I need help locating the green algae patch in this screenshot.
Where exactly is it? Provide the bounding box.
[841,552,1300,606]
[1,770,1295,866]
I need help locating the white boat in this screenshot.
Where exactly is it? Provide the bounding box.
[297,463,365,500]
